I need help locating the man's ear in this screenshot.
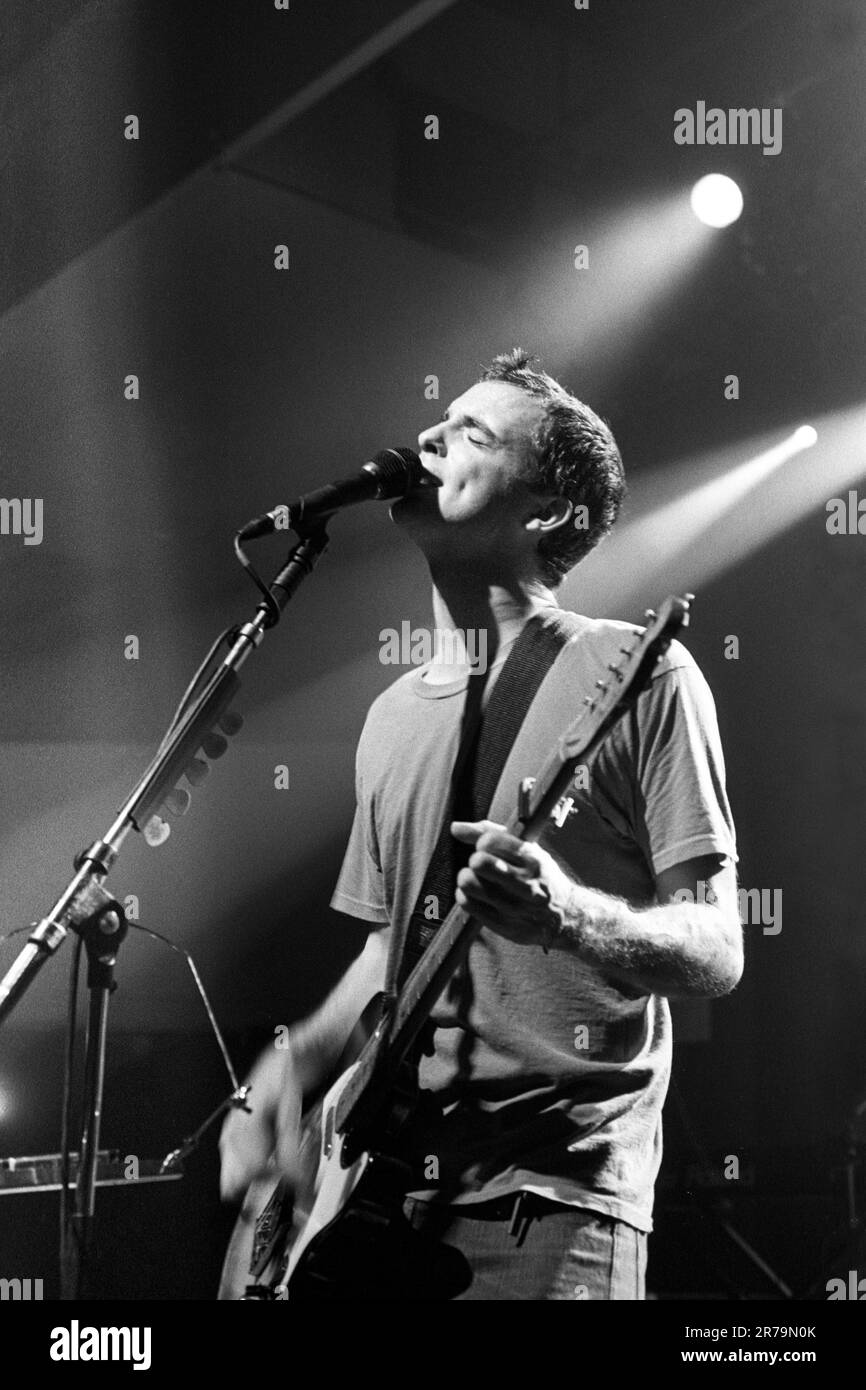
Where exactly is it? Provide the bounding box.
[523,496,574,537]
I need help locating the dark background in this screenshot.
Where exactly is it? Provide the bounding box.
[0,0,864,1299]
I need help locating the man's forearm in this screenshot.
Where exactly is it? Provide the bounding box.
[281,924,391,1094]
[551,882,743,1000]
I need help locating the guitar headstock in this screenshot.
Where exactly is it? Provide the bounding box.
[559,593,694,763]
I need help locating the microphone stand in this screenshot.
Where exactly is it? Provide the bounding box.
[0,519,331,1298]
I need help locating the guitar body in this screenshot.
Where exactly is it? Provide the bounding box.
[218,999,382,1301]
[224,1050,470,1300]
[216,1100,325,1300]
[279,1063,372,1293]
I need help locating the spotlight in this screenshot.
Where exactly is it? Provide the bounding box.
[690,174,744,228]
[791,425,818,449]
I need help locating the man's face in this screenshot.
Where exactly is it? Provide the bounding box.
[392,380,549,564]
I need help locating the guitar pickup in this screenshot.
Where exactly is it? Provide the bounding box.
[517,777,536,825]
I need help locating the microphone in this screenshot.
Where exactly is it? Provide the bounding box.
[237,447,432,540]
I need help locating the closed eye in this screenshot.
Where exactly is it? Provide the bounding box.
[442,407,499,447]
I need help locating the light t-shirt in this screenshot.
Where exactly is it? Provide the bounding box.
[331,613,737,1232]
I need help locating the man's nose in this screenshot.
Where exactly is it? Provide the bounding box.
[418,422,445,455]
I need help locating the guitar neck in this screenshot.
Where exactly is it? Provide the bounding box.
[335,743,584,1137]
[387,745,579,1053]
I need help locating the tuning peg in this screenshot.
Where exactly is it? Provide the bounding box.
[595,680,609,692]
[619,645,635,656]
[607,663,624,681]
[219,710,243,736]
[644,608,657,621]
[201,731,228,759]
[164,788,191,816]
[583,696,596,709]
[184,757,209,786]
[142,814,171,847]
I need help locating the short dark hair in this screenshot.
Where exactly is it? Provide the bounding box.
[479,348,625,586]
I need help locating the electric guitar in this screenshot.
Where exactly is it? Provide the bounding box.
[219,594,693,1300]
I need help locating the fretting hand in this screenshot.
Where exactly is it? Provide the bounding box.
[451,819,577,949]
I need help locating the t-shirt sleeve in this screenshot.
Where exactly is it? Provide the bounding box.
[604,651,738,879]
[330,756,390,925]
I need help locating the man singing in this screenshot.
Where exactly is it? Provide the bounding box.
[220,349,742,1300]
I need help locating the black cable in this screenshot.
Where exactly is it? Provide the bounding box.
[157,625,238,752]
[2,914,243,1293]
[233,533,281,629]
[59,932,83,1296]
[127,921,242,1092]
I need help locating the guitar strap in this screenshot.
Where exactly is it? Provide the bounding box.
[394,607,586,991]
